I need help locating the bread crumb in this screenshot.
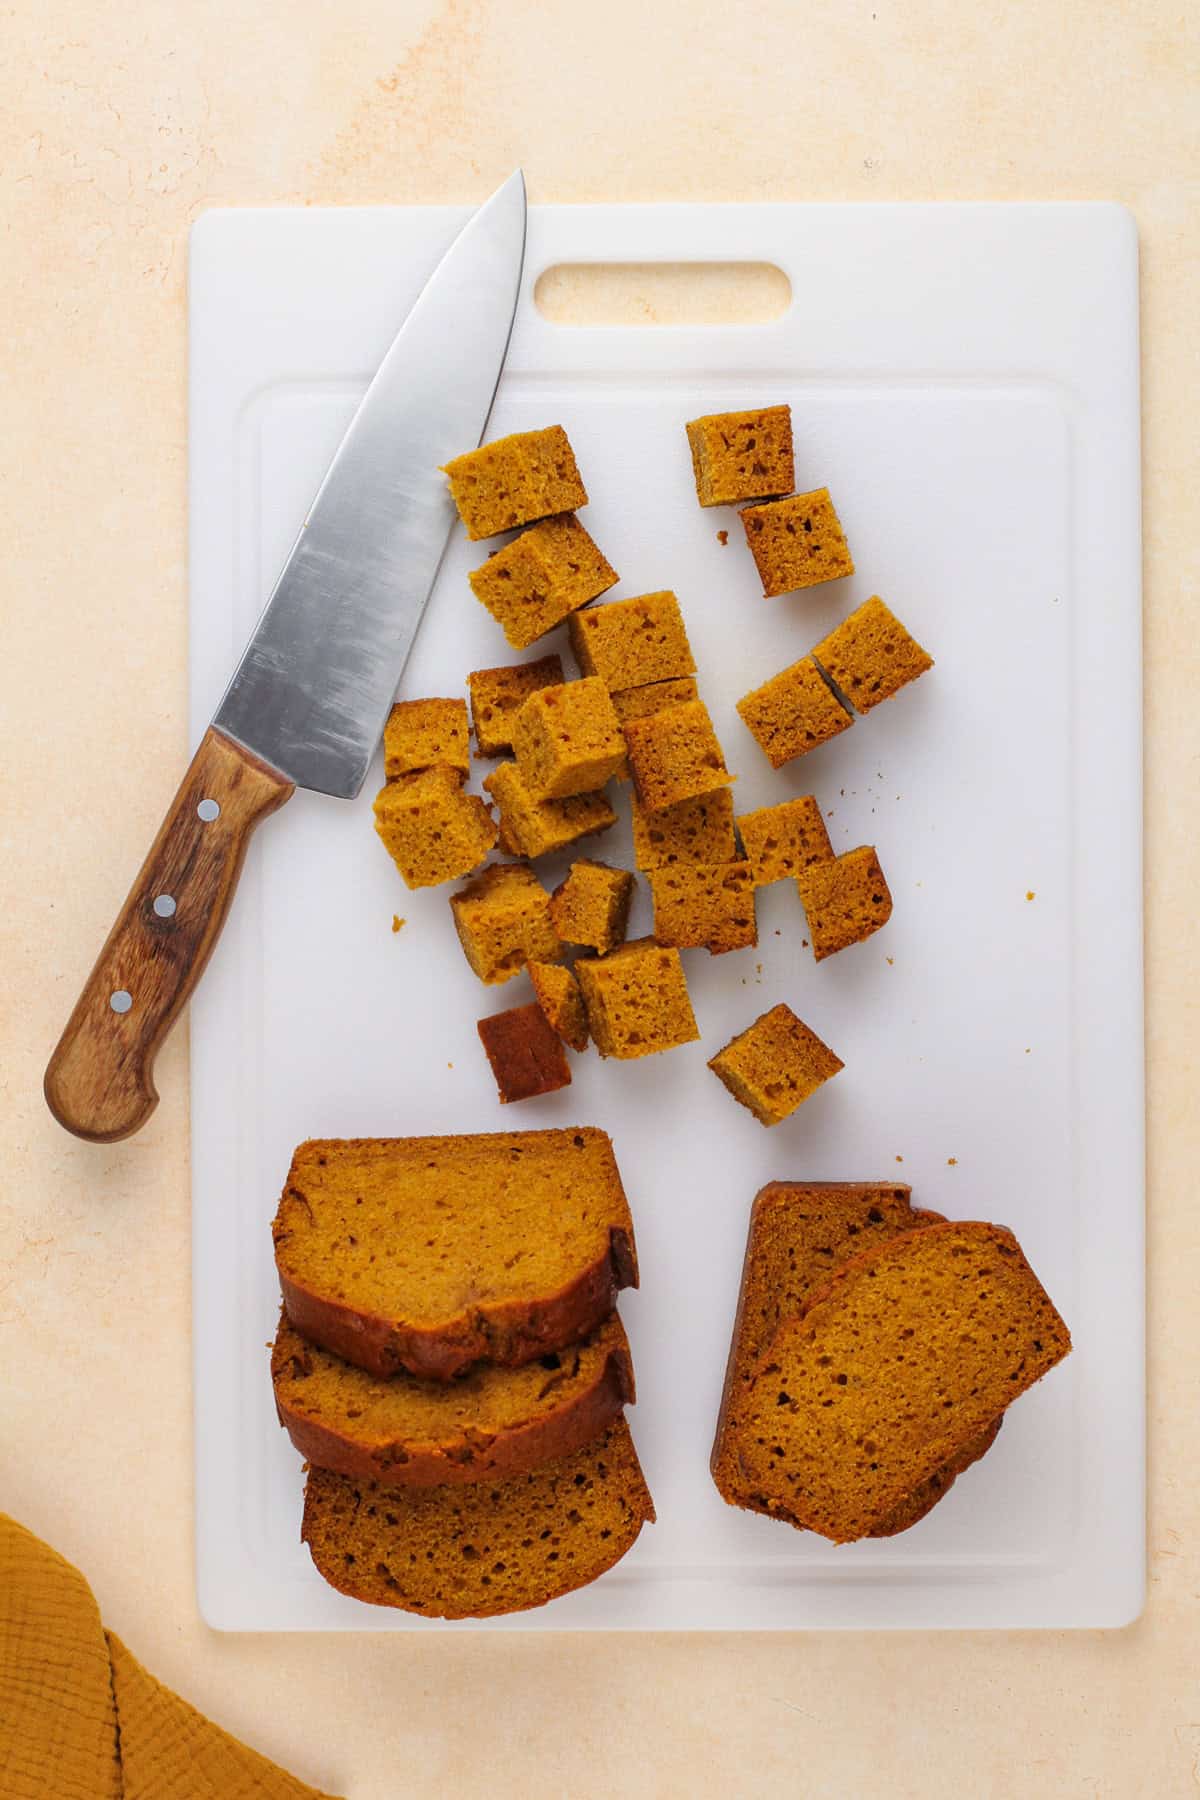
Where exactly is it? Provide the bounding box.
[447,1061,454,1069]
[947,1157,958,1166]
[717,529,729,545]
[886,956,894,966]
[1026,890,1036,901]
[392,915,405,933]
[895,1154,904,1163]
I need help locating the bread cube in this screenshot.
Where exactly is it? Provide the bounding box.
[512,678,626,800]
[648,861,757,956]
[373,768,497,890]
[568,591,696,691]
[469,515,618,650]
[477,1003,572,1102]
[737,796,833,885]
[631,788,737,871]
[740,488,854,597]
[796,845,893,961]
[708,1003,844,1126]
[736,656,852,769]
[812,595,934,714]
[550,860,635,956]
[528,961,589,1052]
[609,676,700,724]
[383,697,470,778]
[468,655,564,757]
[623,699,733,812]
[483,761,616,860]
[575,938,699,1060]
[443,426,587,541]
[450,862,563,985]
[686,405,794,507]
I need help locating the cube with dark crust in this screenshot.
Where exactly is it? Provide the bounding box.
[477,1003,573,1103]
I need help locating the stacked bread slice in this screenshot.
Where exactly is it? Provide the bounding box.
[270,1129,653,1617]
[712,1183,1070,1543]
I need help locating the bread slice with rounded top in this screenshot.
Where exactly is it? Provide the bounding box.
[272,1131,637,1381]
[301,1417,654,1617]
[735,1219,1071,1544]
[711,1182,999,1536]
[272,1308,634,1487]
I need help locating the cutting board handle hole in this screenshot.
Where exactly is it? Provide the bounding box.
[533,262,791,327]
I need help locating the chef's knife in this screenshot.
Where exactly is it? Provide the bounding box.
[45,171,527,1143]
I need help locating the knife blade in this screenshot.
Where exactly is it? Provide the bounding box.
[45,170,527,1144]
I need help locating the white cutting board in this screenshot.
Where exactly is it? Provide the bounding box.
[189,202,1143,1631]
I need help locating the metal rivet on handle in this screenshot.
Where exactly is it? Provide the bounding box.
[110,990,133,1015]
[197,798,220,822]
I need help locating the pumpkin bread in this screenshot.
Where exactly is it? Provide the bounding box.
[631,787,737,870]
[272,1131,638,1380]
[686,405,794,507]
[469,514,617,650]
[468,655,565,758]
[550,860,635,957]
[812,594,933,714]
[476,1003,572,1103]
[301,1417,654,1618]
[272,1308,633,1487]
[712,1185,1004,1536]
[528,961,589,1052]
[442,426,587,541]
[707,1004,843,1124]
[739,487,854,596]
[732,1219,1070,1543]
[372,768,498,890]
[483,762,617,861]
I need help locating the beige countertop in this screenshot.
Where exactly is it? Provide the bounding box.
[3,1,1196,1793]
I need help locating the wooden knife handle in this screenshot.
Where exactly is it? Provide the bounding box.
[44,726,295,1143]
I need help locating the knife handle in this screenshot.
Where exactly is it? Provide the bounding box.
[44,726,295,1143]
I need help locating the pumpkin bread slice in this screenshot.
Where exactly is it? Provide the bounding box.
[273,1131,637,1380]
[735,1220,1071,1544]
[301,1417,654,1618]
[711,1182,999,1536]
[272,1309,633,1487]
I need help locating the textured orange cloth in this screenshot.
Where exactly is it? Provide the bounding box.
[0,1515,341,1799]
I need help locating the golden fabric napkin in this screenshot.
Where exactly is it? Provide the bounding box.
[0,1514,341,1799]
